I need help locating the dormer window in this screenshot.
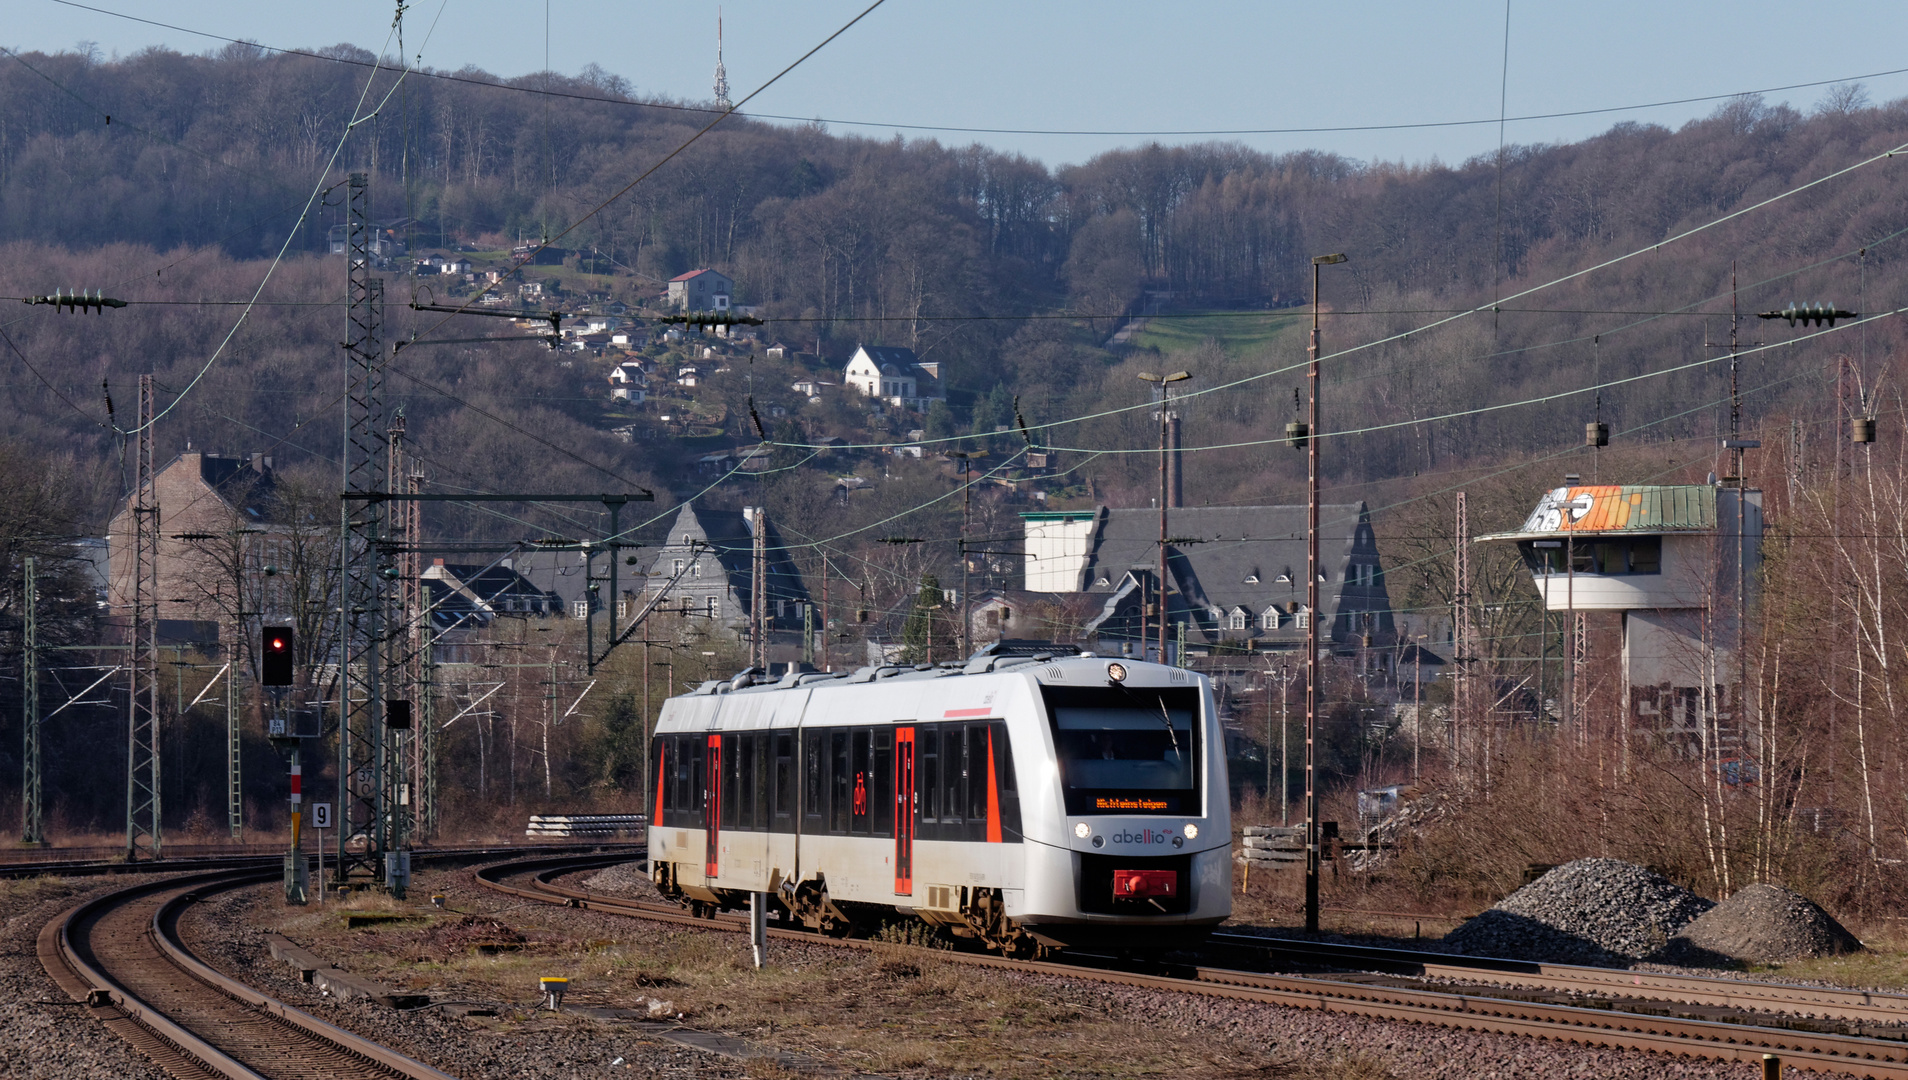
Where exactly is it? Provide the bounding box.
[1276,570,1292,583]
[1095,575,1110,587]
[1294,606,1312,629]
[1261,607,1280,630]
[1228,608,1248,631]
[1244,570,1260,584]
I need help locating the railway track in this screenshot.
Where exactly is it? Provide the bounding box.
[39,867,456,1080]
[478,852,1908,1078]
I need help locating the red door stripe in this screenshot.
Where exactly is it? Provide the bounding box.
[653,744,666,827]
[943,707,992,718]
[985,726,1002,843]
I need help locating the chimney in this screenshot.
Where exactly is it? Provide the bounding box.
[1166,412,1184,509]
[251,452,264,473]
[433,558,445,566]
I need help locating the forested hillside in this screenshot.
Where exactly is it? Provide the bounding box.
[3,42,1908,519]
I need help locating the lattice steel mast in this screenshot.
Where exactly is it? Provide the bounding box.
[338,171,396,886]
[127,374,162,860]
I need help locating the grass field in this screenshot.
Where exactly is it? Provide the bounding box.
[1129,308,1305,356]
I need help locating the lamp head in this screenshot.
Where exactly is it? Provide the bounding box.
[1313,253,1348,265]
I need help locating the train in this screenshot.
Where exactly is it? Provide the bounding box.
[647,645,1231,956]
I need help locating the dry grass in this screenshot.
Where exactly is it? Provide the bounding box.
[0,874,79,907]
[255,869,1383,1080]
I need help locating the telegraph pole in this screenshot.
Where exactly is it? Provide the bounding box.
[1137,371,1190,663]
[1305,252,1346,934]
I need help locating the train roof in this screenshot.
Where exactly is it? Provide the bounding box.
[677,648,1204,700]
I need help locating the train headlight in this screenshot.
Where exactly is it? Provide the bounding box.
[1106,661,1128,683]
[1183,823,1199,840]
[1074,822,1091,839]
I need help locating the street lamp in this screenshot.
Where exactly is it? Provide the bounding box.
[1304,252,1347,935]
[1137,370,1191,663]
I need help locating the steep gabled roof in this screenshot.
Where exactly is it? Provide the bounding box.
[670,268,729,283]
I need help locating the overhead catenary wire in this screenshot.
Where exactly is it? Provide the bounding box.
[39,0,1908,141]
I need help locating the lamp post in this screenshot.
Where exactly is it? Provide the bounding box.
[1305,252,1347,935]
[1137,370,1191,663]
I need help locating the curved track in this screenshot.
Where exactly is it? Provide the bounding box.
[478,853,1908,1078]
[40,868,457,1080]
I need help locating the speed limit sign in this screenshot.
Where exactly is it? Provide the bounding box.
[311,803,333,829]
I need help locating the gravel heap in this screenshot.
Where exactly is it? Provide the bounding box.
[581,861,656,899]
[1443,858,1714,966]
[1662,883,1863,966]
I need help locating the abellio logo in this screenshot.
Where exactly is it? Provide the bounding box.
[1111,828,1176,845]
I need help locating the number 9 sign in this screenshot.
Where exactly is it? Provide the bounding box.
[311,802,333,829]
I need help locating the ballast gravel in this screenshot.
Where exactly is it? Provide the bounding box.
[1665,882,1864,966]
[1442,858,1714,965]
[0,875,170,1080]
[176,862,1873,1080]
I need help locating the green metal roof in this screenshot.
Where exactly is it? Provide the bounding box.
[1478,484,1717,542]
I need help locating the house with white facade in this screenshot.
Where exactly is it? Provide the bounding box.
[843,344,942,409]
[607,363,647,402]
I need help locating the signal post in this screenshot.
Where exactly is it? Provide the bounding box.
[262,627,310,904]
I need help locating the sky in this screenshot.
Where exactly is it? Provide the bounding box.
[14,0,1908,169]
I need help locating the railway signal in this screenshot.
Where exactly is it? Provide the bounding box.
[262,627,294,686]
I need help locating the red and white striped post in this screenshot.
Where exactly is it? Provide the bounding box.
[284,745,309,904]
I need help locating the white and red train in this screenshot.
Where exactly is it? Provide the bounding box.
[648,649,1231,955]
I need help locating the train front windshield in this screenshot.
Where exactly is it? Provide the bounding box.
[1042,685,1200,815]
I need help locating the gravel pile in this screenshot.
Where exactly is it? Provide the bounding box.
[1443,858,1714,966]
[1662,883,1863,966]
[582,860,658,900]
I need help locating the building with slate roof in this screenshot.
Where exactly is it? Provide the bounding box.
[1478,483,1762,743]
[843,344,943,410]
[1020,504,1391,662]
[641,503,812,649]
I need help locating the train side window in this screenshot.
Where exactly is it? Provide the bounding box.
[873,729,894,838]
[830,729,851,834]
[752,734,770,832]
[736,740,751,835]
[803,731,825,831]
[673,736,691,821]
[994,723,1022,841]
[774,732,795,830]
[721,734,740,829]
[942,726,967,826]
[967,724,991,841]
[920,729,940,824]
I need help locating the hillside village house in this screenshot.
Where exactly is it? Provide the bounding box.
[667,268,733,312]
[608,363,647,402]
[843,344,943,409]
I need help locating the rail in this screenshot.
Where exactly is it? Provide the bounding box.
[477,852,1908,1079]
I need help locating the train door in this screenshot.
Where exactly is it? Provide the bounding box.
[704,733,722,878]
[894,726,915,895]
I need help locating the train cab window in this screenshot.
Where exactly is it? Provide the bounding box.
[943,727,968,826]
[1041,685,1199,817]
[873,729,894,837]
[920,734,940,823]
[830,730,852,834]
[721,734,740,829]
[850,729,872,834]
[774,733,795,830]
[803,731,826,831]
